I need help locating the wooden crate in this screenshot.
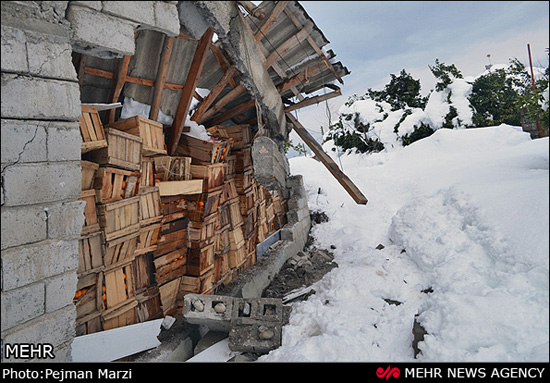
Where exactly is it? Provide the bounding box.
[228,245,248,269]
[96,196,140,241]
[75,311,102,336]
[140,157,155,188]
[227,198,244,228]
[190,163,225,192]
[74,272,103,320]
[207,124,251,150]
[179,272,215,296]
[185,189,222,221]
[224,154,236,180]
[106,115,166,157]
[135,221,162,256]
[86,128,142,171]
[94,166,140,204]
[103,231,139,268]
[239,187,256,215]
[215,227,231,255]
[102,300,138,331]
[154,156,191,181]
[136,286,163,322]
[78,231,104,274]
[160,195,187,222]
[133,253,156,292]
[158,277,181,316]
[234,146,252,173]
[154,228,188,258]
[228,226,245,251]
[102,261,136,311]
[81,160,99,190]
[235,167,254,192]
[79,189,100,235]
[188,213,219,245]
[187,242,215,276]
[138,186,162,225]
[154,248,187,286]
[214,251,231,282]
[176,134,230,164]
[80,104,108,153]
[221,179,239,203]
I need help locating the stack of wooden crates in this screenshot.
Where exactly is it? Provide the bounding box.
[74,106,287,336]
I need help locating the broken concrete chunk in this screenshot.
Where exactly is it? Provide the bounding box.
[214,302,226,313]
[192,299,205,312]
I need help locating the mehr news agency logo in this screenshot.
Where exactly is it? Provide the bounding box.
[376,365,547,380]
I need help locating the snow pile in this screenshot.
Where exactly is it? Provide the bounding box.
[259,125,549,362]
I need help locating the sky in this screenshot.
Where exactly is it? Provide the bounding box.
[291,1,550,136]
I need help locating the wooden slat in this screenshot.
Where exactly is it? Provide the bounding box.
[191,66,238,124]
[284,88,341,113]
[150,35,175,121]
[264,26,310,68]
[253,1,290,42]
[168,27,214,155]
[283,7,344,84]
[286,112,367,205]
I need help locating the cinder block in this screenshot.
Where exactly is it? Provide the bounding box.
[1,205,47,250]
[153,1,180,36]
[47,123,82,162]
[45,272,78,313]
[228,323,282,354]
[2,161,81,206]
[231,297,283,325]
[1,239,79,290]
[1,74,80,121]
[1,119,47,164]
[1,24,29,73]
[26,30,77,80]
[1,283,45,330]
[102,1,155,26]
[1,306,76,362]
[66,4,136,57]
[182,294,234,332]
[46,200,86,240]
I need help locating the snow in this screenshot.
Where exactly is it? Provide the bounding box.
[259,124,549,362]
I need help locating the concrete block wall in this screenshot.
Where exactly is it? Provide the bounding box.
[0,0,180,362]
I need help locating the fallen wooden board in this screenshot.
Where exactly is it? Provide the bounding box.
[157,180,203,196]
[71,318,163,362]
[286,112,368,205]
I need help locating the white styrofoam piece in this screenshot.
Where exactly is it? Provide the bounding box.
[71,319,163,362]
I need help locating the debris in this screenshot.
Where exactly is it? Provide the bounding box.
[161,315,176,330]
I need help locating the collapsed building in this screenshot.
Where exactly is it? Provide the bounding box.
[1,1,366,361]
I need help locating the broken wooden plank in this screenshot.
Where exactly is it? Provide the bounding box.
[71,318,163,362]
[286,112,367,205]
[168,27,215,155]
[150,35,175,121]
[191,66,238,124]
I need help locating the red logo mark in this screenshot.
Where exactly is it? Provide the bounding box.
[376,366,401,380]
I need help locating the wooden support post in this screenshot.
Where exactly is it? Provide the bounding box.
[150,35,175,121]
[286,113,367,205]
[168,27,214,155]
[108,55,131,123]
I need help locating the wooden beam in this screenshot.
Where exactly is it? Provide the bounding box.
[168,27,214,155]
[253,1,289,42]
[150,35,175,121]
[284,88,341,113]
[237,1,266,20]
[286,112,367,205]
[108,55,131,123]
[191,66,238,123]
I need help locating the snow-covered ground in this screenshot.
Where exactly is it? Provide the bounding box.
[259,124,549,362]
